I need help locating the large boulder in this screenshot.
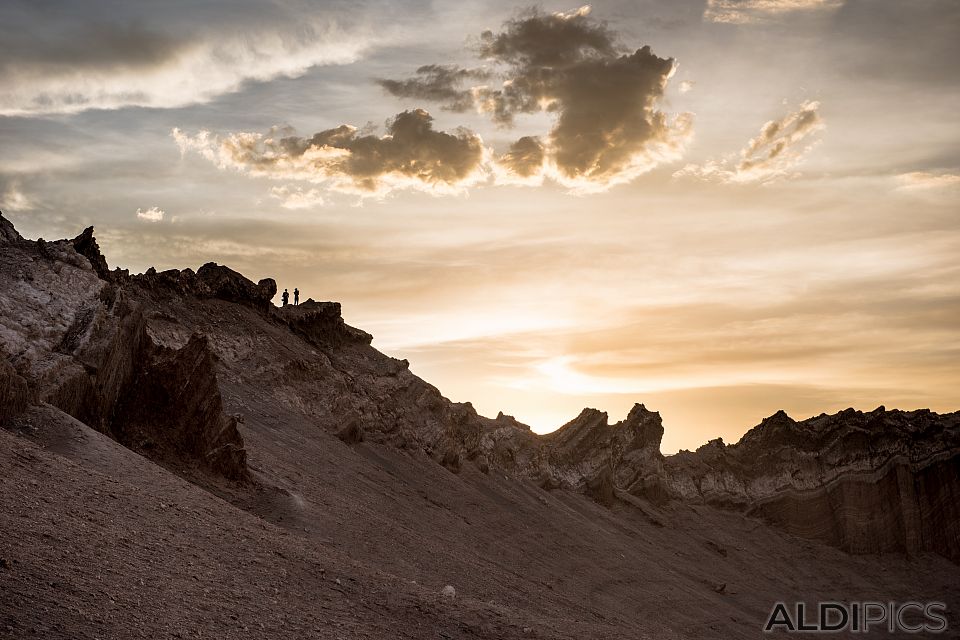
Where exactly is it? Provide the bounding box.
[195,262,276,311]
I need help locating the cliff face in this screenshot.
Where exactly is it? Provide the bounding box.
[1,211,957,565]
[0,214,248,482]
[660,408,960,562]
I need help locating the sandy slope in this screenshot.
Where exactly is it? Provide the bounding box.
[1,410,594,640]
[2,402,957,639]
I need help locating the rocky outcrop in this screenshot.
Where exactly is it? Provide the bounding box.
[43,293,150,432]
[114,334,248,481]
[0,211,23,244]
[280,300,373,347]
[71,226,112,281]
[131,262,277,312]
[194,262,276,311]
[0,225,249,483]
[542,404,666,501]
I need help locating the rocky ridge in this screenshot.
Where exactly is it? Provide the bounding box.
[1,211,957,565]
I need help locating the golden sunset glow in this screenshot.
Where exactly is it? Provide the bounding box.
[2,0,957,452]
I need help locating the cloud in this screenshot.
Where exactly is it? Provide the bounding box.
[0,16,368,116]
[270,185,326,209]
[381,5,693,191]
[678,80,695,94]
[703,0,844,24]
[0,179,34,211]
[173,109,487,197]
[896,171,960,190]
[136,206,165,222]
[377,65,492,112]
[675,100,823,183]
[477,5,617,69]
[170,6,692,198]
[739,101,822,172]
[494,136,547,183]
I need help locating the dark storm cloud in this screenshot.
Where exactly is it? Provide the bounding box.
[381,6,692,189]
[174,109,486,196]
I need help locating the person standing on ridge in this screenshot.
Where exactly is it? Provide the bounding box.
[281,289,289,306]
[294,287,299,305]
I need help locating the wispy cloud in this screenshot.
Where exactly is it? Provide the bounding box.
[0,18,369,116]
[675,100,823,183]
[269,185,326,210]
[378,65,492,112]
[896,171,960,190]
[704,0,844,24]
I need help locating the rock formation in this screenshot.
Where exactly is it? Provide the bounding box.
[1,212,248,482]
[71,226,112,281]
[132,261,277,312]
[282,299,373,347]
[0,212,22,244]
[1,211,957,566]
[662,407,960,562]
[112,333,249,481]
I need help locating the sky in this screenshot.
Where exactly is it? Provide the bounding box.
[1,0,958,453]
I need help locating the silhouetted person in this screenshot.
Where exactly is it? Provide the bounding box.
[294,288,299,305]
[281,288,289,306]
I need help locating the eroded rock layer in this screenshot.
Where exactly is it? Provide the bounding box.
[663,408,960,562]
